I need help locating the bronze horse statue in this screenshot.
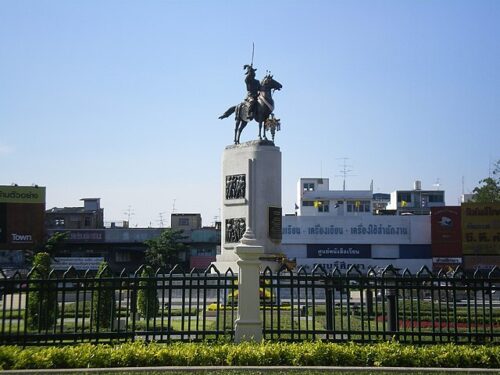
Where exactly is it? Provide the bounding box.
[219,74,282,144]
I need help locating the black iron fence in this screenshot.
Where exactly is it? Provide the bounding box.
[261,265,500,344]
[0,265,237,346]
[1,263,500,346]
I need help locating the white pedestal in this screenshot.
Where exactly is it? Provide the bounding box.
[213,140,282,273]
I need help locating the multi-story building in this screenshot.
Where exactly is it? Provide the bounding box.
[386,181,445,215]
[46,198,104,229]
[296,178,373,217]
[283,178,435,273]
[44,201,219,272]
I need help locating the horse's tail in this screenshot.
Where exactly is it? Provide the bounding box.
[218,105,236,120]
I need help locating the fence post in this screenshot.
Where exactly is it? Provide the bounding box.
[234,229,264,343]
[386,289,398,334]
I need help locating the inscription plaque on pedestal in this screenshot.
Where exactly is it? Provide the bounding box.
[268,206,282,241]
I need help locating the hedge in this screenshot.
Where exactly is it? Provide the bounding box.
[0,341,499,369]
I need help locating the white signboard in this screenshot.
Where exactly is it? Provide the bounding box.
[52,257,104,271]
[282,215,430,245]
[432,257,462,264]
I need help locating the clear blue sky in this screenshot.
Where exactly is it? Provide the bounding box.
[1,0,499,227]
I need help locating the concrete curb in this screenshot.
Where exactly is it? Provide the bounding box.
[1,367,499,374]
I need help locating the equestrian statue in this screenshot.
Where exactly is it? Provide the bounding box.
[219,64,282,144]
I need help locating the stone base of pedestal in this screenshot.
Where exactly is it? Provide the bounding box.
[234,319,263,343]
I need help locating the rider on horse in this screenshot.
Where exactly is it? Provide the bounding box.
[243,64,260,121]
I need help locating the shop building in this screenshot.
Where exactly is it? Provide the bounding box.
[283,178,436,273]
[0,185,46,272]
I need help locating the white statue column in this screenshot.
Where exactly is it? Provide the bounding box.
[234,228,264,342]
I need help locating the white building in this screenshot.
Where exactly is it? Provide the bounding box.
[296,178,373,217]
[281,178,440,273]
[386,180,445,215]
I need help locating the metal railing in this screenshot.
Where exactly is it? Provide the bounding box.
[2,263,499,346]
[0,265,237,346]
[261,265,500,344]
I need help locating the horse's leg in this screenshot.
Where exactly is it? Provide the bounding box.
[237,121,247,144]
[234,120,240,144]
[258,122,262,140]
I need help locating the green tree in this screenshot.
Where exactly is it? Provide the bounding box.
[472,160,500,203]
[27,252,58,330]
[43,231,69,256]
[92,261,116,329]
[144,229,187,269]
[25,231,69,266]
[137,265,159,319]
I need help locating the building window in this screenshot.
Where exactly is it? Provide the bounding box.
[54,218,65,227]
[302,200,314,207]
[303,183,315,192]
[178,218,190,226]
[428,193,443,203]
[318,202,329,212]
[84,216,91,227]
[397,192,412,203]
[347,200,371,212]
[194,248,214,256]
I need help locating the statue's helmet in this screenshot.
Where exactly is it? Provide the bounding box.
[243,64,257,75]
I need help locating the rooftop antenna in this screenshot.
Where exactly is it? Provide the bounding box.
[335,157,355,191]
[124,205,135,225]
[157,212,166,228]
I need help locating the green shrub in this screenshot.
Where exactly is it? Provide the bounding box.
[0,342,499,370]
[137,265,159,319]
[26,252,59,330]
[92,261,116,329]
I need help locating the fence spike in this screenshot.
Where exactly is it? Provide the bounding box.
[311,264,328,276]
[488,266,500,278]
[346,264,362,276]
[63,266,77,279]
[402,268,412,277]
[331,267,342,277]
[204,264,219,276]
[416,265,432,277]
[451,265,464,278]
[297,266,308,276]
[262,266,273,276]
[133,264,146,277]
